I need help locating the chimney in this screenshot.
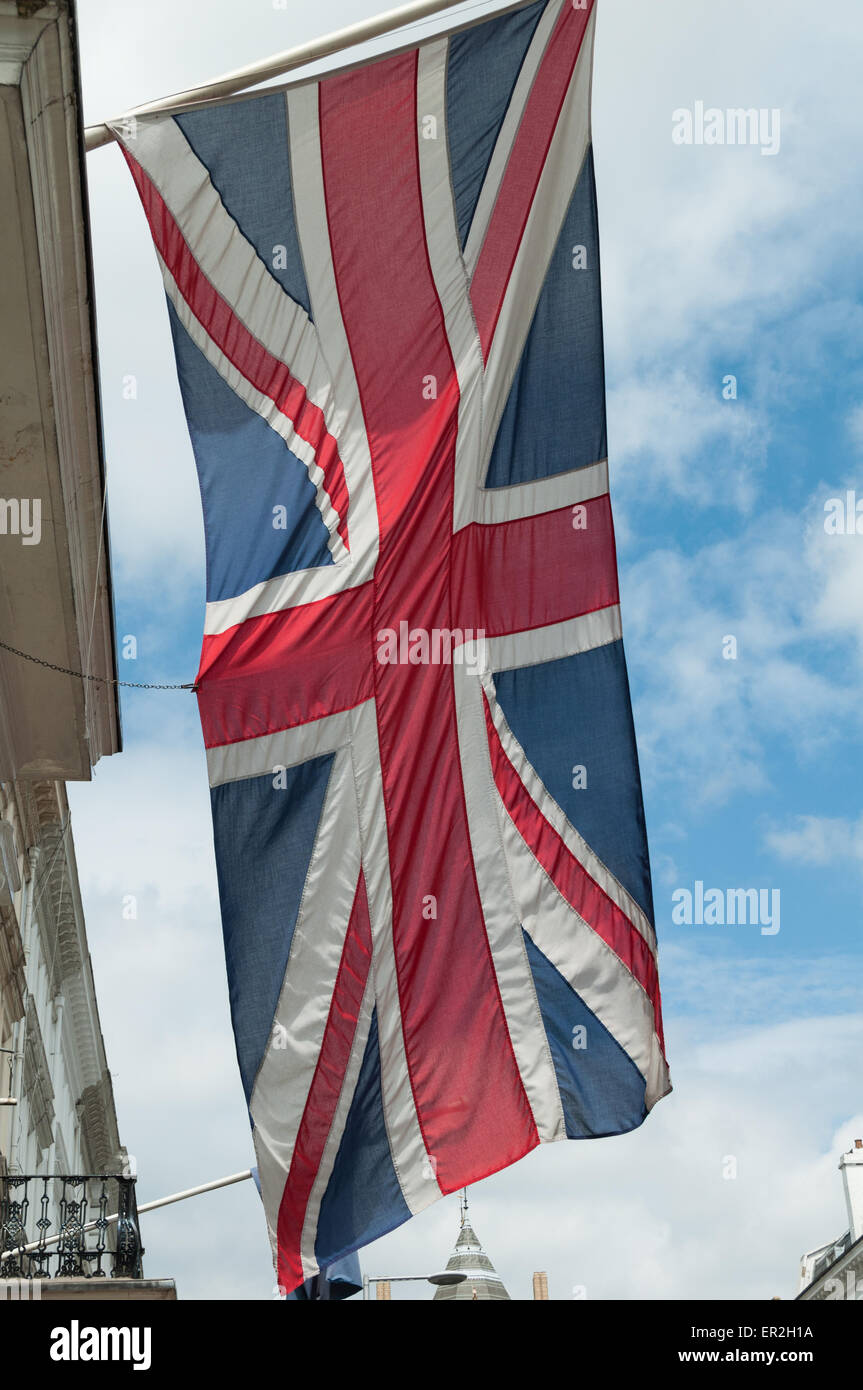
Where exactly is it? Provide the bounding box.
[839,1140,863,1243]
[375,1280,391,1300]
[532,1271,549,1300]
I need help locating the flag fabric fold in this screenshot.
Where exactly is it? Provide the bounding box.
[251,1166,362,1298]
[113,0,670,1294]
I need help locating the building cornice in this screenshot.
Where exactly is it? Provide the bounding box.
[0,0,120,782]
[797,1234,863,1301]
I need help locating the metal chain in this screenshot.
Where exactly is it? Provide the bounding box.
[0,638,196,690]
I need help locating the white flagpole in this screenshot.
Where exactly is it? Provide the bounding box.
[0,1169,253,1264]
[135,1168,253,1215]
[84,0,514,151]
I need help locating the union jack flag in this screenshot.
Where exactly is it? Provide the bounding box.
[113,0,670,1293]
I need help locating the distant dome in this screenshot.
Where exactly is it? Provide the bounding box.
[433,1205,510,1301]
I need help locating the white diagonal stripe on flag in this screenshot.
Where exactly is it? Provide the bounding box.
[480,4,596,475]
[117,114,339,447]
[158,255,348,564]
[484,671,658,956]
[416,39,486,535]
[493,776,670,1109]
[298,974,375,1281]
[249,746,363,1255]
[453,661,566,1142]
[463,0,565,278]
[287,86,380,573]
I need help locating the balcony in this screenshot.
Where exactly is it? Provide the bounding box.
[0,1173,143,1282]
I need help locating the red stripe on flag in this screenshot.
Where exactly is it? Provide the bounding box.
[470,0,594,360]
[121,149,351,551]
[453,494,618,637]
[484,693,666,1057]
[196,583,375,747]
[320,55,538,1189]
[276,872,373,1293]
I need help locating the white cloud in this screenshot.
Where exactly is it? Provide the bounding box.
[594,0,863,506]
[661,943,863,1024]
[805,508,863,658]
[621,513,860,807]
[765,814,863,871]
[847,404,863,450]
[608,371,766,510]
[71,739,214,900]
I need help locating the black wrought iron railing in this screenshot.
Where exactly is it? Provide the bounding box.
[0,1175,143,1279]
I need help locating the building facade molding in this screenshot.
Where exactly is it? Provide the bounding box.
[0,777,124,1175]
[0,0,120,782]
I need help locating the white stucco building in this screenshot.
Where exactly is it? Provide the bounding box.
[0,0,137,1287]
[0,780,125,1180]
[797,1141,863,1301]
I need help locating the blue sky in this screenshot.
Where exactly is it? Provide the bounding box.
[67,0,863,1298]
